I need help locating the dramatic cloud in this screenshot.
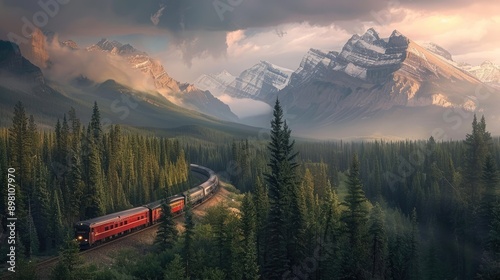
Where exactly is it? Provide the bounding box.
[44,36,156,91]
[0,0,497,81]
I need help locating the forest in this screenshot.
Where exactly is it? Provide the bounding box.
[1,99,500,279]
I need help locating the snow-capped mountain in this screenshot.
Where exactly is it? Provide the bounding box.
[461,61,500,84]
[194,70,236,96]
[195,61,293,103]
[287,48,338,88]
[223,61,293,102]
[422,42,454,62]
[86,39,237,121]
[275,28,497,139]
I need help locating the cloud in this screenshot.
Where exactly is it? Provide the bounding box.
[150,4,165,26]
[44,36,156,91]
[0,0,497,69]
[218,94,272,118]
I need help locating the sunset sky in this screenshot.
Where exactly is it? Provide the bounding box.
[1,0,498,83]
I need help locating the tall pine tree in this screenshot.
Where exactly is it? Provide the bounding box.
[263,99,299,279]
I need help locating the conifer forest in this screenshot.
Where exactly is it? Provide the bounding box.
[1,100,500,280]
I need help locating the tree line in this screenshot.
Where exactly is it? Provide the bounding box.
[0,101,190,258]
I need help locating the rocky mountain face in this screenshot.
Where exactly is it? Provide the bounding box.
[195,61,293,103]
[224,61,293,102]
[194,70,235,96]
[273,28,495,139]
[87,39,181,93]
[18,28,50,69]
[83,39,237,121]
[461,61,500,84]
[0,40,45,85]
[288,48,338,88]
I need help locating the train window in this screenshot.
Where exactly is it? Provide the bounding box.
[115,224,118,228]
[120,222,123,226]
[137,217,140,220]
[110,225,114,229]
[141,216,144,219]
[105,226,109,231]
[125,221,127,225]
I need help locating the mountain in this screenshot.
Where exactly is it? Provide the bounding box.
[422,42,454,61]
[18,28,50,69]
[194,70,235,96]
[224,61,293,102]
[84,39,237,121]
[274,28,499,139]
[0,40,257,138]
[195,61,293,102]
[0,41,45,85]
[288,48,338,88]
[461,61,500,84]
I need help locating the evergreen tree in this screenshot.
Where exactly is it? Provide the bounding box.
[164,254,186,280]
[84,142,104,218]
[341,153,369,278]
[263,99,298,278]
[480,154,499,239]
[155,197,178,251]
[51,239,82,280]
[253,176,269,271]
[240,194,260,280]
[369,203,387,279]
[183,196,194,279]
[90,101,102,144]
[342,154,369,247]
[408,208,420,280]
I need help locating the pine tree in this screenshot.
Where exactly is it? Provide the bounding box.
[369,203,387,279]
[51,239,82,280]
[240,194,260,280]
[263,99,298,278]
[408,208,420,280]
[90,101,102,144]
[342,154,368,247]
[155,197,178,251]
[183,196,194,279]
[84,142,104,218]
[480,154,499,240]
[164,254,186,280]
[253,176,269,271]
[464,114,491,205]
[341,153,369,278]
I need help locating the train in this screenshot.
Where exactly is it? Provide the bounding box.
[74,164,219,248]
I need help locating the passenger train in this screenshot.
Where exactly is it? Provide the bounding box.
[74,164,218,248]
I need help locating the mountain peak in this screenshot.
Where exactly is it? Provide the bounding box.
[361,28,381,42]
[390,29,404,38]
[481,60,494,67]
[96,38,123,51]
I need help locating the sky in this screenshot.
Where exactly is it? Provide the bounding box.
[0,0,499,83]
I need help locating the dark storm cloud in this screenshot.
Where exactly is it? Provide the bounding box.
[0,0,492,62]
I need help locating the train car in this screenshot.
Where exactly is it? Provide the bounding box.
[190,164,218,198]
[144,195,185,224]
[169,195,185,214]
[184,186,205,205]
[74,206,150,247]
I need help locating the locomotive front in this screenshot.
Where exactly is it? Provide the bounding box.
[74,223,91,247]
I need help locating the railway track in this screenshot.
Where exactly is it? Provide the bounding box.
[1,167,220,279]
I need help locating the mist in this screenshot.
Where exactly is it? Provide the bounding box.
[44,38,156,92]
[218,94,272,118]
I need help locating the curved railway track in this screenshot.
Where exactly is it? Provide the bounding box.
[1,164,220,279]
